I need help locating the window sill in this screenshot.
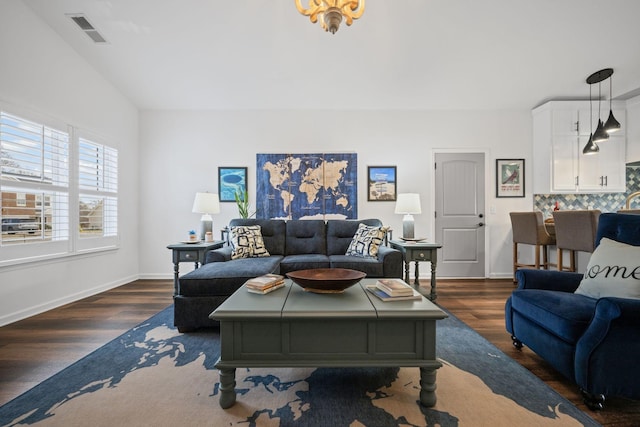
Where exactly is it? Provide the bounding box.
[0,244,119,271]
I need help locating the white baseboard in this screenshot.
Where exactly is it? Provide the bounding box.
[138,273,173,280]
[488,272,514,279]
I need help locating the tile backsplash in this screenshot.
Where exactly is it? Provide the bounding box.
[534,166,640,215]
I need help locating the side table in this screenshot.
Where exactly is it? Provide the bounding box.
[167,241,224,294]
[388,239,443,301]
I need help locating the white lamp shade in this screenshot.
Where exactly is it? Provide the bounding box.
[394,193,421,214]
[192,192,221,214]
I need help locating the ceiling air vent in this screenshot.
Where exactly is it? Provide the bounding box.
[66,13,108,44]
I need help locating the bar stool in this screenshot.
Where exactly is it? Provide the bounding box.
[509,211,556,282]
[552,210,600,272]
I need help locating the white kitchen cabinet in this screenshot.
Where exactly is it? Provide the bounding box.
[626,95,640,164]
[532,101,626,194]
[578,134,626,191]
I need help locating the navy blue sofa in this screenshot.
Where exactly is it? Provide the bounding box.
[505,212,640,409]
[175,218,403,332]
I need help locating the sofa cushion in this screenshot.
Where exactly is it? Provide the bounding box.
[230,225,270,259]
[329,255,384,277]
[326,219,383,255]
[179,256,283,296]
[575,237,640,300]
[279,254,330,274]
[285,220,326,255]
[510,289,596,344]
[345,223,389,258]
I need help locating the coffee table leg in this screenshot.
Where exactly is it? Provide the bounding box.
[218,367,237,409]
[419,367,438,407]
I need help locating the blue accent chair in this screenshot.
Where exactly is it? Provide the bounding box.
[505,212,640,410]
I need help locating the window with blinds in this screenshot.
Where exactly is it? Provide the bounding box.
[1,112,70,245]
[1,108,119,262]
[78,138,118,238]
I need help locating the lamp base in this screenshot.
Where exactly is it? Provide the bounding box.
[402,214,415,239]
[199,215,213,241]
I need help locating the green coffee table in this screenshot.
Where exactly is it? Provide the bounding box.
[210,279,447,409]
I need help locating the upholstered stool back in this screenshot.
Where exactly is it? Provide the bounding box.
[552,210,600,272]
[509,211,556,282]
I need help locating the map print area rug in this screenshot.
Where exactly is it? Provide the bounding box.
[0,306,599,427]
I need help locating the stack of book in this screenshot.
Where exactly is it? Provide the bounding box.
[244,274,285,294]
[366,278,422,302]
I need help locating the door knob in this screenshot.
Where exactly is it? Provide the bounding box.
[479,213,484,218]
[478,222,485,227]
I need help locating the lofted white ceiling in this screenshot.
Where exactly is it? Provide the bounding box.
[22,0,640,111]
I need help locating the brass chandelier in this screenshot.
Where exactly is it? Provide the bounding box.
[295,0,365,34]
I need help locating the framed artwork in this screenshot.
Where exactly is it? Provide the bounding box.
[367,166,397,201]
[218,167,247,202]
[496,159,525,198]
[256,153,358,219]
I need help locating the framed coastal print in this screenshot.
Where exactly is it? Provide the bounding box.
[367,166,397,201]
[496,159,525,198]
[218,167,247,202]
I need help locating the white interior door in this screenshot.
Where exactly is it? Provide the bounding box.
[434,152,486,277]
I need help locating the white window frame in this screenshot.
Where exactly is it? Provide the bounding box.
[0,104,119,267]
[75,130,119,253]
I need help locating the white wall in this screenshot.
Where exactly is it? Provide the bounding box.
[0,2,543,328]
[139,109,533,280]
[0,2,139,325]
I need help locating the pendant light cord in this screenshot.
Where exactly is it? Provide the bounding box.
[590,84,593,132]
[598,82,602,119]
[609,76,613,110]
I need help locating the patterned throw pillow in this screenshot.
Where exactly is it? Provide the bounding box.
[345,224,389,258]
[574,237,640,299]
[230,225,271,260]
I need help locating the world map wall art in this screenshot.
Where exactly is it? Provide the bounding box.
[256,153,357,220]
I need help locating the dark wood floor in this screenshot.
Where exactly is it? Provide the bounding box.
[0,278,639,426]
[0,279,173,407]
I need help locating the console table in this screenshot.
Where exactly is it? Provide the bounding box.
[388,240,442,301]
[210,279,447,409]
[167,241,224,294]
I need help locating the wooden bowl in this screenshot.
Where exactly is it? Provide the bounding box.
[286,268,367,294]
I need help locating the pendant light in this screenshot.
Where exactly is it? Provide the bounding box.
[592,80,609,143]
[583,84,599,155]
[604,72,621,134]
[582,134,599,155]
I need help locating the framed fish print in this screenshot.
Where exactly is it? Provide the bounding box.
[218,167,247,202]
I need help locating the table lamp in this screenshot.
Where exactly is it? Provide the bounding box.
[192,192,220,241]
[395,193,421,239]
